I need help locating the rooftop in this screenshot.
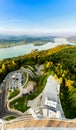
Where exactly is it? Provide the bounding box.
[45,98,57,108]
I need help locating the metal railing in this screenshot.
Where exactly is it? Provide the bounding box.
[0,119,4,130]
[0,117,76,130]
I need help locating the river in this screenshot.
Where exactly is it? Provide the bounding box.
[0,38,76,60]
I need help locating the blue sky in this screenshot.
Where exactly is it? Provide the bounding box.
[0,0,76,34]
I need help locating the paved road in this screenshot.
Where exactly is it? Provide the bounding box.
[0,87,20,118]
[21,66,41,79]
[0,70,23,118]
[7,73,29,115]
[0,66,39,118]
[21,67,37,78]
[0,65,42,118]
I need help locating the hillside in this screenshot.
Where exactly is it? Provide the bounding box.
[0,45,76,119]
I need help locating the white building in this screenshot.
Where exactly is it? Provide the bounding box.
[43,108,48,117]
[45,98,57,108]
[42,108,57,118]
[48,109,56,118]
[56,111,61,118]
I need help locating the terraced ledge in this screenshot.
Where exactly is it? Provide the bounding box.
[0,119,75,129]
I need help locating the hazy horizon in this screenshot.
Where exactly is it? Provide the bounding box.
[0,31,76,37]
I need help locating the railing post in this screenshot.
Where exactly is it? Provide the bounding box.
[0,119,4,130]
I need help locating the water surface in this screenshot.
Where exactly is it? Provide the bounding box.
[0,38,75,60]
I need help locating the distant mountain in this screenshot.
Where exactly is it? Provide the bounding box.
[67,36,76,43]
[0,34,56,44]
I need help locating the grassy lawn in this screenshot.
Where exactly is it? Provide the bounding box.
[24,72,27,82]
[9,73,48,113]
[5,116,17,121]
[9,96,30,112]
[8,89,20,100]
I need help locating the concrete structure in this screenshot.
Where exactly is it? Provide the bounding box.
[48,109,56,118]
[3,119,76,129]
[45,98,57,108]
[56,111,61,118]
[43,108,59,119]
[42,97,58,118]
[29,108,38,119]
[27,75,62,119]
[43,108,48,117]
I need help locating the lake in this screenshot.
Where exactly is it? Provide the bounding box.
[0,38,76,60]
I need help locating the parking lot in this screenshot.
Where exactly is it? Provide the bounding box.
[9,71,24,91]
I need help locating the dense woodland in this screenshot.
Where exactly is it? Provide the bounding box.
[0,44,76,119]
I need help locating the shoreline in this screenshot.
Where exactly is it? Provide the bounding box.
[0,42,28,49]
[0,41,54,49]
[0,38,76,60]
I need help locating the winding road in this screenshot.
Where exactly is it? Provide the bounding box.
[21,66,41,78]
[0,65,41,118]
[0,70,23,118]
[0,79,21,118]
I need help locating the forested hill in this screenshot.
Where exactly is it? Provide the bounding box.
[0,35,55,44]
[0,35,56,48]
[0,45,76,119]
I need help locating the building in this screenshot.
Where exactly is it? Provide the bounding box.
[42,97,59,118]
[48,109,56,118]
[43,108,48,117]
[56,111,61,118]
[42,107,58,118]
[45,98,57,108]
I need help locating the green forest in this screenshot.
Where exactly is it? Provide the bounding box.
[0,44,76,119]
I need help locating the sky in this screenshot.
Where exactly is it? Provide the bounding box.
[0,0,76,34]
